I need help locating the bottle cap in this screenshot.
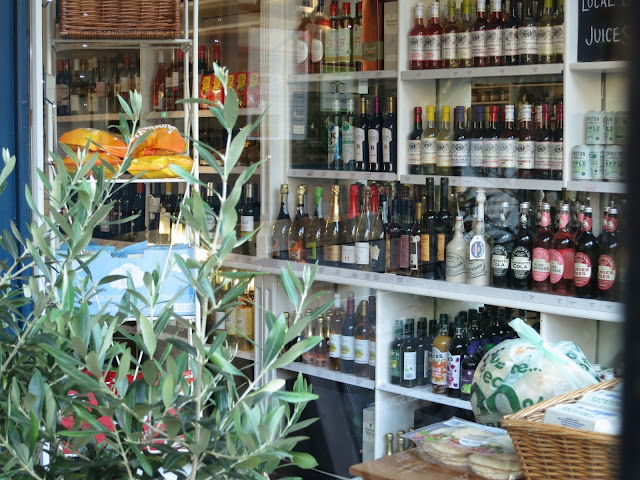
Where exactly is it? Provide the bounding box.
[331,184,340,196]
[280,184,289,194]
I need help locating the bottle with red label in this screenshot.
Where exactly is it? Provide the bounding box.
[425,2,443,69]
[574,206,599,298]
[550,204,574,296]
[532,202,552,293]
[597,207,620,301]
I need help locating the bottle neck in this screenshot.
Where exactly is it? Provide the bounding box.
[329,194,340,221]
[348,191,360,219]
[582,213,592,233]
[296,194,305,215]
[281,193,289,215]
[372,191,379,216]
[440,187,448,211]
[426,188,434,211]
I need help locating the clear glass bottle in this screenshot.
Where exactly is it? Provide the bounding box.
[452,106,471,176]
[355,186,374,271]
[354,300,370,377]
[421,105,438,174]
[409,2,428,70]
[436,106,452,176]
[431,314,451,394]
[471,0,488,67]
[442,0,458,68]
[323,185,342,267]
[456,0,473,68]
[499,104,518,178]
[328,293,344,371]
[342,98,356,171]
[517,104,536,179]
[486,0,504,66]
[338,1,354,70]
[425,2,443,69]
[340,292,357,374]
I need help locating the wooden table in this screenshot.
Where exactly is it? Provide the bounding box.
[349,449,484,480]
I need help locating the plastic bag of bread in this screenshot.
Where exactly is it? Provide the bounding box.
[403,418,523,480]
[59,128,127,158]
[127,153,194,179]
[130,124,186,158]
[471,318,599,427]
[60,151,123,178]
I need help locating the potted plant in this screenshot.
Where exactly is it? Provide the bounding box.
[0,64,328,479]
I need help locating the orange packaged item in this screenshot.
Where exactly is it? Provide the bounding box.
[60,151,123,178]
[200,74,225,108]
[130,124,187,158]
[59,128,127,158]
[127,153,194,179]
[246,72,260,108]
[234,72,248,108]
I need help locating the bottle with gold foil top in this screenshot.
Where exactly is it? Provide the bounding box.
[272,184,291,260]
[328,293,344,371]
[289,184,308,262]
[306,185,325,264]
[315,316,329,367]
[385,433,394,456]
[354,300,370,377]
[235,279,255,351]
[397,430,406,452]
[323,185,342,267]
[302,320,316,364]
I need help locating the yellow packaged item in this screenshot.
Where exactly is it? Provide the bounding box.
[127,154,194,179]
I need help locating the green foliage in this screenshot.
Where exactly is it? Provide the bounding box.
[0,68,322,479]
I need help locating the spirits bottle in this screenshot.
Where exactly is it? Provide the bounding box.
[431,314,451,394]
[436,106,452,176]
[240,183,257,255]
[355,96,369,171]
[491,202,514,288]
[370,185,386,273]
[323,185,342,267]
[536,0,554,63]
[338,1,354,71]
[486,0,504,66]
[425,2,443,69]
[467,189,490,286]
[442,0,458,68]
[355,186,374,271]
[324,1,339,72]
[447,319,466,398]
[409,2,428,70]
[342,98,356,171]
[306,186,325,264]
[408,107,423,174]
[327,98,342,170]
[329,293,344,370]
[483,105,500,178]
[452,105,471,176]
[519,0,538,65]
[421,105,438,175]
[311,0,331,74]
[470,106,485,177]
[385,197,402,274]
[435,178,453,279]
[390,319,404,385]
[503,0,519,65]
[511,202,533,290]
[499,105,518,178]
[361,0,384,71]
[271,183,291,258]
[550,204,575,296]
[368,96,383,171]
[551,103,563,180]
[597,207,620,301]
[289,185,308,262]
[456,0,473,68]
[410,200,424,276]
[382,97,397,173]
[340,292,356,374]
[471,0,488,67]
[354,300,370,377]
[535,104,552,179]
[552,0,564,63]
[517,104,535,179]
[353,1,364,71]
[574,207,599,298]
[446,216,468,283]
[421,178,438,280]
[400,318,418,388]
[368,295,377,380]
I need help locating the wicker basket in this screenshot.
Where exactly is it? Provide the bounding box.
[501,378,621,480]
[58,0,182,39]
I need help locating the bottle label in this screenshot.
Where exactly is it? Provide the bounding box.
[88,93,99,113]
[403,351,417,381]
[368,129,379,163]
[532,247,550,281]
[550,248,574,283]
[431,347,447,386]
[442,32,457,60]
[355,338,369,365]
[425,34,442,61]
[436,140,451,167]
[552,24,564,56]
[574,252,593,287]
[408,139,421,165]
[457,31,472,60]
[324,30,337,62]
[235,307,254,337]
[329,333,341,358]
[469,235,486,260]
[471,30,486,58]
[499,138,517,168]
[328,123,340,164]
[535,141,552,170]
[355,241,370,265]
[517,141,535,169]
[451,140,470,167]
[467,258,489,282]
[342,244,356,264]
[483,139,499,168]
[559,212,569,229]
[598,255,616,290]
[447,353,461,389]
[409,35,426,61]
[486,29,503,57]
[338,28,352,63]
[311,37,324,63]
[446,252,466,281]
[206,213,216,232]
[121,75,130,93]
[355,127,366,163]
[537,26,553,55]
[582,216,593,231]
[606,217,618,233]
[390,348,400,378]
[70,94,80,113]
[551,142,563,172]
[461,368,475,394]
[541,212,551,227]
[172,71,179,88]
[503,27,518,56]
[518,26,538,55]
[240,215,254,233]
[370,242,382,262]
[424,350,431,378]
[325,244,341,262]
[421,137,437,165]
[470,139,484,168]
[149,196,161,214]
[353,25,363,62]
[410,235,420,270]
[369,340,376,366]
[340,335,354,361]
[491,247,509,276]
[56,84,70,105]
[382,128,392,163]
[399,235,410,269]
[307,241,317,260]
[511,247,532,279]
[226,309,236,335]
[437,233,446,261]
[342,121,355,164]
[420,234,430,262]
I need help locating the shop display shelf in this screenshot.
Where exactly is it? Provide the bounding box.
[288,70,398,84]
[377,383,472,410]
[400,63,563,81]
[287,169,397,182]
[279,362,376,390]
[566,180,627,194]
[399,175,563,191]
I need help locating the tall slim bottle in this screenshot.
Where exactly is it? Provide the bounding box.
[535,104,553,179]
[354,300,370,377]
[519,0,538,65]
[447,320,466,398]
[491,202,514,287]
[329,293,344,371]
[327,98,342,170]
[483,106,500,178]
[353,1,364,71]
[422,178,438,279]
[470,106,485,177]
[311,0,330,73]
[552,0,564,63]
[503,0,519,65]
[306,186,325,264]
[340,292,357,374]
[471,0,488,67]
[342,98,356,171]
[446,216,468,282]
[338,1,354,71]
[368,295,377,380]
[323,185,342,267]
[385,197,402,274]
[341,184,360,269]
[271,184,291,260]
[324,1,339,72]
[517,104,535,179]
[551,104,563,180]
[452,106,471,176]
[467,189,491,285]
[511,202,533,290]
[368,97,383,172]
[421,105,438,175]
[550,204,575,296]
[370,185,386,273]
[536,0,554,63]
[409,2,428,70]
[355,96,369,171]
[499,105,518,178]
[425,2,443,69]
[574,206,599,298]
[597,207,620,301]
[436,106,452,176]
[382,97,397,173]
[296,0,313,73]
[355,187,374,271]
[390,320,404,385]
[486,0,504,66]
[289,185,308,262]
[240,183,257,255]
[442,0,459,68]
[410,201,424,276]
[401,318,418,388]
[431,315,451,394]
[456,0,473,68]
[435,178,453,279]
[408,107,424,175]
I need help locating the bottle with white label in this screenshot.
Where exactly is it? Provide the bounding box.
[421,105,438,175]
[382,96,397,173]
[355,187,374,271]
[353,1,364,71]
[324,2,339,72]
[408,2,428,70]
[442,0,458,68]
[400,319,418,388]
[518,0,537,65]
[446,216,468,283]
[536,0,554,63]
[329,294,344,371]
[327,98,342,170]
[511,202,533,290]
[340,292,357,374]
[517,104,535,179]
[491,202,514,288]
[466,189,490,285]
[535,104,552,179]
[408,107,424,174]
[368,96,383,171]
[436,106,452,176]
[552,0,564,63]
[240,183,257,256]
[425,2,442,69]
[311,0,330,73]
[471,0,488,67]
[451,106,471,176]
[456,0,473,67]
[486,0,504,66]
[499,105,518,178]
[338,1,354,70]
[503,0,519,65]
[447,320,466,398]
[483,105,500,177]
[550,203,575,296]
[574,207,599,298]
[597,207,620,301]
[342,98,356,170]
[355,96,369,171]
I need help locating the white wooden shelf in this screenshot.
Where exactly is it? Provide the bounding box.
[56,107,261,124]
[568,61,629,73]
[233,349,255,361]
[566,180,627,194]
[223,255,625,323]
[51,38,192,52]
[199,165,261,175]
[279,362,375,389]
[199,107,263,117]
[377,383,472,410]
[399,175,563,191]
[287,168,396,182]
[400,63,563,81]
[288,70,397,84]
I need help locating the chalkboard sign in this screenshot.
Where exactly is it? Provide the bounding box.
[578,0,630,62]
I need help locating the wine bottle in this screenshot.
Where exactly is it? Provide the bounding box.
[272,184,292,260]
[415,319,428,385]
[483,105,500,178]
[550,204,575,296]
[409,2,428,70]
[503,0,519,65]
[442,0,458,68]
[306,185,325,264]
[447,319,466,398]
[327,98,342,170]
[353,1,364,71]
[338,1,354,71]
[323,185,342,267]
[574,206,599,298]
[329,293,343,371]
[511,202,533,290]
[456,0,473,68]
[340,184,359,269]
[425,2,442,69]
[499,105,518,178]
[340,292,356,374]
[288,185,308,262]
[354,300,370,377]
[552,0,564,63]
[536,0,554,63]
[446,216,468,283]
[410,200,424,277]
[470,106,485,176]
[370,185,386,273]
[340,98,356,171]
[385,197,402,274]
[452,105,471,176]
[551,103,563,180]
[355,186,374,271]
[486,0,504,66]
[431,315,450,394]
[421,105,438,175]
[152,51,167,111]
[517,104,535,179]
[368,295,377,380]
[597,207,620,301]
[436,106,452,176]
[490,202,514,288]
[355,96,369,171]
[408,107,424,175]
[518,0,538,65]
[240,183,257,255]
[324,1,339,72]
[368,96,383,172]
[390,320,404,385]
[382,97,397,173]
[471,0,488,67]
[535,104,552,179]
[435,178,453,279]
[400,318,418,387]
